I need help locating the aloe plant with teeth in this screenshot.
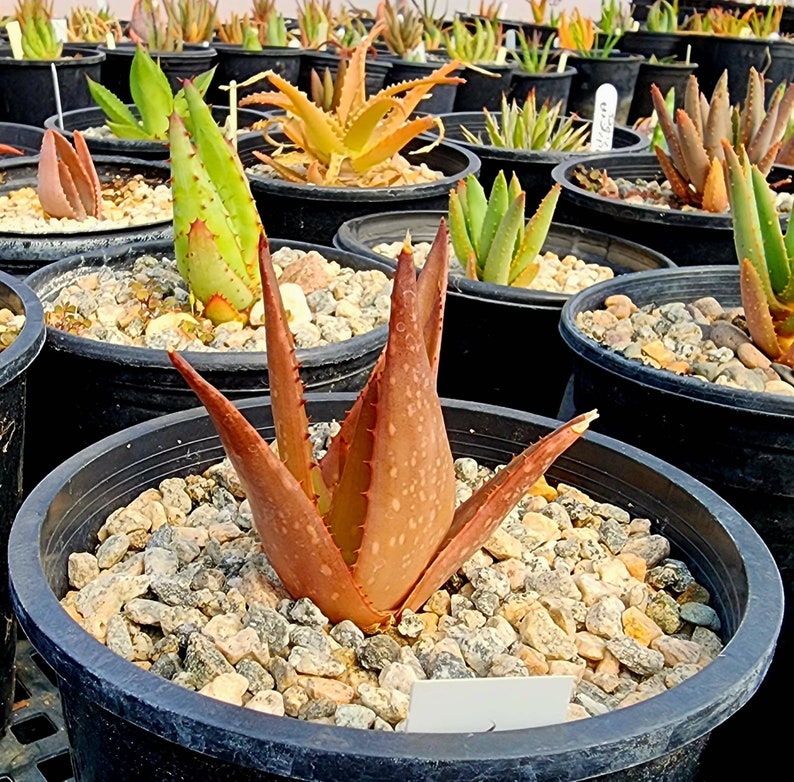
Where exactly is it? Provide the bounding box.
[168,218,595,629]
[449,170,562,286]
[86,45,215,141]
[168,79,263,326]
[37,128,102,221]
[650,69,794,213]
[724,141,794,368]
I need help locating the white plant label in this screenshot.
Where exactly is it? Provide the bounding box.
[591,83,618,152]
[105,32,116,50]
[404,675,574,733]
[52,18,68,43]
[6,20,23,60]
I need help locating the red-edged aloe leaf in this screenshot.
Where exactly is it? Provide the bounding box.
[72,130,102,219]
[650,83,686,176]
[654,145,696,205]
[0,144,22,155]
[349,251,456,611]
[399,411,598,614]
[251,150,308,183]
[320,220,450,487]
[740,258,783,360]
[37,130,79,219]
[57,161,86,220]
[257,233,328,509]
[701,158,728,213]
[52,130,97,217]
[167,351,388,629]
[756,142,782,177]
[335,23,384,126]
[703,71,731,160]
[675,109,710,196]
[747,86,784,165]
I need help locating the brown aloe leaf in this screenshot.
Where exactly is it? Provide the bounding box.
[703,73,731,160]
[655,145,696,205]
[701,158,728,213]
[676,108,710,196]
[683,74,703,140]
[348,252,456,611]
[167,350,389,629]
[740,257,783,360]
[399,410,597,614]
[772,83,794,145]
[37,130,83,220]
[747,87,784,165]
[756,142,782,177]
[740,68,765,148]
[650,83,686,176]
[73,130,102,219]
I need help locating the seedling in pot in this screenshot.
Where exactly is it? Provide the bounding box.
[725,142,794,367]
[168,218,595,629]
[557,9,621,59]
[645,0,679,33]
[9,0,62,59]
[86,45,216,141]
[511,30,557,75]
[128,0,218,52]
[443,14,508,67]
[448,171,561,286]
[378,0,426,62]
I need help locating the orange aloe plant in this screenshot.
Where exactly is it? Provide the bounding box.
[37,128,102,221]
[239,21,463,187]
[168,222,595,629]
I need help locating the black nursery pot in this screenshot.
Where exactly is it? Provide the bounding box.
[333,210,674,418]
[382,58,462,115]
[507,67,577,113]
[97,43,218,102]
[241,134,481,244]
[0,46,105,127]
[627,61,699,124]
[681,34,772,100]
[452,63,517,111]
[617,30,687,60]
[426,113,648,212]
[558,266,794,775]
[566,52,643,125]
[0,272,44,736]
[298,50,392,97]
[21,238,394,490]
[7,393,784,780]
[551,152,794,265]
[0,121,45,156]
[765,38,794,98]
[207,43,302,104]
[0,156,172,278]
[43,105,269,160]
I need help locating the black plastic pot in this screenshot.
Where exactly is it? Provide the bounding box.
[207,43,302,104]
[241,134,481,244]
[43,105,269,161]
[680,34,772,100]
[21,238,394,490]
[507,66,576,112]
[0,47,105,127]
[0,156,172,277]
[8,392,784,780]
[566,52,644,125]
[452,63,517,111]
[617,30,687,60]
[0,272,44,737]
[0,122,45,156]
[551,152,794,265]
[627,61,699,124]
[382,58,462,115]
[558,266,794,775]
[97,43,218,103]
[297,50,392,97]
[766,38,794,99]
[424,112,649,212]
[333,209,674,417]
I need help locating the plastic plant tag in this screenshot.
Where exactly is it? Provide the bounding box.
[51,63,64,130]
[404,675,575,733]
[557,51,569,74]
[6,21,23,60]
[52,18,68,43]
[590,83,617,152]
[505,29,517,50]
[105,32,116,49]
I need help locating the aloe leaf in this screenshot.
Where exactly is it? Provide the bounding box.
[130,46,173,139]
[86,77,142,133]
[448,189,477,272]
[105,120,152,141]
[510,184,560,284]
[739,258,783,360]
[463,174,487,256]
[482,192,526,285]
[477,171,509,264]
[750,165,790,295]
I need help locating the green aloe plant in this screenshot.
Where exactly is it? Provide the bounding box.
[86,45,215,141]
[448,171,562,286]
[168,79,263,325]
[724,141,794,367]
[444,14,507,66]
[167,218,595,629]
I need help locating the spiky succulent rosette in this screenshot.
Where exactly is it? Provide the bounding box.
[239,21,464,187]
[651,69,794,213]
[724,141,794,367]
[37,128,102,221]
[168,79,264,325]
[168,221,596,630]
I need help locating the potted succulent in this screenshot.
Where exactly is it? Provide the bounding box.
[557,145,794,775]
[65,3,124,50]
[6,184,783,782]
[626,53,699,125]
[0,125,172,277]
[619,0,687,61]
[557,6,643,125]
[43,44,268,160]
[0,269,44,738]
[425,90,649,211]
[552,69,794,265]
[0,1,105,126]
[22,78,394,490]
[236,25,479,244]
[333,172,674,417]
[506,31,577,112]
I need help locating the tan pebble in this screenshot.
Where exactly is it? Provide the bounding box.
[766,379,794,396]
[618,552,647,581]
[574,631,607,661]
[245,690,285,715]
[737,341,772,370]
[641,340,677,366]
[298,676,355,704]
[548,659,586,680]
[483,527,523,560]
[666,361,691,375]
[567,703,591,721]
[622,606,664,646]
[514,644,550,675]
[199,672,249,706]
[604,294,636,319]
[595,648,620,676]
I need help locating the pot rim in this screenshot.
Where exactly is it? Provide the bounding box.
[559,264,794,415]
[0,268,45,385]
[7,392,783,776]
